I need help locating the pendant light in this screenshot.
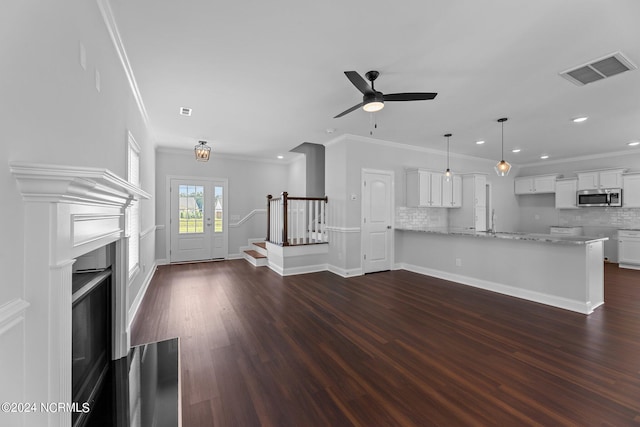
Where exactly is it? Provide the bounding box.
[444,133,453,182]
[494,118,511,176]
[195,140,211,162]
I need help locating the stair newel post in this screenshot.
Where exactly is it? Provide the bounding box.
[266,194,272,243]
[282,192,289,246]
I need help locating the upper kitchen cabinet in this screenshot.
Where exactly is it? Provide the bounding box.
[442,175,462,208]
[555,178,579,209]
[576,169,625,190]
[623,173,640,208]
[514,174,559,194]
[406,169,444,207]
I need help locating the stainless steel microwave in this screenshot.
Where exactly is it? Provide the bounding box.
[576,188,622,207]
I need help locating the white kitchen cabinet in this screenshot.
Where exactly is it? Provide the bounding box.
[442,175,462,208]
[618,230,640,270]
[600,169,624,188]
[514,174,558,194]
[576,169,625,190]
[406,169,443,207]
[623,173,640,208]
[555,178,578,209]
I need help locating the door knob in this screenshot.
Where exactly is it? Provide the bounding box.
[387,225,392,229]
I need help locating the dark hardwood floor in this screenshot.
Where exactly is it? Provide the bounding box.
[131,261,640,426]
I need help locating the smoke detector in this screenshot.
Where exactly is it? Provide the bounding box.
[559,51,637,86]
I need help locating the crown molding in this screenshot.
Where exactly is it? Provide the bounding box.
[518,149,640,168]
[10,162,151,206]
[323,133,498,164]
[156,146,300,165]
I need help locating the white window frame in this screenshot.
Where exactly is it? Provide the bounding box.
[127,131,141,281]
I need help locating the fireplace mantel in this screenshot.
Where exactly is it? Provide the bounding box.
[11,162,150,427]
[11,162,150,205]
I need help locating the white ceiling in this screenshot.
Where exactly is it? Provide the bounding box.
[110,0,640,165]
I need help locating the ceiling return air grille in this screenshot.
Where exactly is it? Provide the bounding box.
[559,51,637,86]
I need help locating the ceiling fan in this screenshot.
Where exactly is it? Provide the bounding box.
[334,70,438,118]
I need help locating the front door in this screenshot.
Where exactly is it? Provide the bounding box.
[362,169,393,273]
[170,178,228,263]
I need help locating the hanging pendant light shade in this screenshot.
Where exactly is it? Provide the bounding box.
[444,133,453,182]
[195,140,211,162]
[494,118,511,176]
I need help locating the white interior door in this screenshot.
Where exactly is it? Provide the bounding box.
[362,170,393,273]
[170,178,228,262]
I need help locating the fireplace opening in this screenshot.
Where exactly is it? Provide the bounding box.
[72,244,114,427]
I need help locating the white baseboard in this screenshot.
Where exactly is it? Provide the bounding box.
[156,258,169,266]
[226,253,243,260]
[267,262,328,276]
[327,264,363,278]
[128,261,158,328]
[619,262,640,270]
[397,262,592,314]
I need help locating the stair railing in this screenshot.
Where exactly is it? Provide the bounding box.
[266,193,328,246]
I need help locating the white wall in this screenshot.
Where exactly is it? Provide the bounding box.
[325,134,521,274]
[155,149,289,258]
[1,0,154,416]
[287,153,306,196]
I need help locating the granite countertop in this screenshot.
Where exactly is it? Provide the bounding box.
[395,227,609,245]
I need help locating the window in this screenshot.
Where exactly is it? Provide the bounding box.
[178,185,204,234]
[127,132,141,279]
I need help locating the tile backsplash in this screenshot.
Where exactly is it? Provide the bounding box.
[558,208,640,229]
[396,206,448,228]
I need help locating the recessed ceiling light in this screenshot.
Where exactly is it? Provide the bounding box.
[628,141,640,146]
[512,148,521,153]
[179,107,192,116]
[476,140,485,145]
[572,116,588,123]
[277,155,284,159]
[540,155,549,159]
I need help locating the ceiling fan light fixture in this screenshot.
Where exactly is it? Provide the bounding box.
[363,101,384,113]
[195,140,211,162]
[494,118,511,177]
[362,91,385,113]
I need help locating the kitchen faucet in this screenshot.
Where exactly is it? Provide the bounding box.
[490,209,496,234]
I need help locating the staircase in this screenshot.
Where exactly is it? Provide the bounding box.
[243,241,268,267]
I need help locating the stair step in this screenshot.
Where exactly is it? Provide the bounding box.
[253,242,267,250]
[244,250,266,259]
[243,249,268,267]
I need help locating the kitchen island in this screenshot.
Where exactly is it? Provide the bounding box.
[395,227,608,314]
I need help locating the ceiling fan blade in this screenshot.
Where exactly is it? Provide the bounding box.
[344,71,374,95]
[383,92,438,101]
[334,102,363,118]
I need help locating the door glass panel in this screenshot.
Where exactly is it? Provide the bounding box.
[214,186,223,232]
[178,185,204,234]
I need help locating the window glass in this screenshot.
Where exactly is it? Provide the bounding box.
[214,186,223,232]
[179,185,204,234]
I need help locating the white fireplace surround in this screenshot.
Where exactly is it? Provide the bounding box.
[11,162,150,427]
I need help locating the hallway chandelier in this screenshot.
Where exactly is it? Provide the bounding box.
[444,133,453,182]
[195,140,211,162]
[494,118,511,176]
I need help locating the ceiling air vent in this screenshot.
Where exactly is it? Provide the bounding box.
[559,51,637,86]
[179,107,192,116]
